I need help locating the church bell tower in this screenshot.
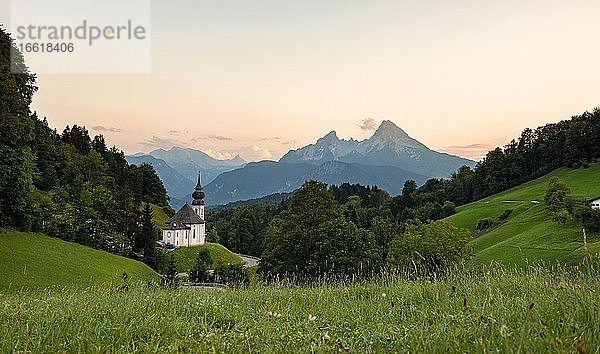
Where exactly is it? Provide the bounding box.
[191,172,205,219]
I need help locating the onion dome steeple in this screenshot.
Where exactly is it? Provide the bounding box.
[192,172,205,205]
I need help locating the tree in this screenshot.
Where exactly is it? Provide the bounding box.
[544,177,573,213]
[0,27,37,229]
[371,217,401,264]
[162,254,179,288]
[134,203,162,270]
[189,248,212,283]
[260,180,378,277]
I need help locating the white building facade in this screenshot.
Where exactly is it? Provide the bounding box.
[162,174,206,247]
[591,198,600,210]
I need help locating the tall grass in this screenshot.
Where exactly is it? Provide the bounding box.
[1,257,599,353]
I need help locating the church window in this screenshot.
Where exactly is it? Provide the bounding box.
[193,229,196,239]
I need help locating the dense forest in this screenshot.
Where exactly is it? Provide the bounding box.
[0,28,171,270]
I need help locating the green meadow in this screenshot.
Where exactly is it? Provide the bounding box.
[446,163,600,266]
[1,261,599,353]
[171,243,244,272]
[0,230,159,291]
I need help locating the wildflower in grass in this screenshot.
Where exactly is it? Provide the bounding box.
[381,293,386,298]
[308,314,317,322]
[263,310,273,318]
[323,332,330,340]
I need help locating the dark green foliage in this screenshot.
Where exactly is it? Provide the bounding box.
[0,27,37,229]
[213,264,250,286]
[133,204,163,270]
[498,209,513,221]
[371,218,402,264]
[189,248,212,283]
[0,27,169,269]
[476,218,494,231]
[259,181,379,277]
[162,254,179,288]
[387,221,471,274]
[544,177,572,213]
[442,201,457,217]
[574,205,600,233]
[545,177,575,226]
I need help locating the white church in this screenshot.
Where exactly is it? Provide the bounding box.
[162,174,206,247]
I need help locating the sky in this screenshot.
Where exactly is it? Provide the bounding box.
[1,0,600,161]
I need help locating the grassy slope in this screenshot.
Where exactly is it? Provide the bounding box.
[150,204,170,229]
[171,243,244,272]
[0,231,159,291]
[1,262,599,352]
[446,163,600,265]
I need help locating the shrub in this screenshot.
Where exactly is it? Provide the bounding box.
[442,201,456,217]
[574,205,600,232]
[214,264,249,287]
[387,221,471,274]
[476,218,494,230]
[498,209,513,221]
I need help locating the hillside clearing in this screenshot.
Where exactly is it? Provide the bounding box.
[0,231,159,292]
[446,164,600,266]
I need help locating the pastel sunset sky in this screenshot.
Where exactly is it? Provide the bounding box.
[2,0,599,161]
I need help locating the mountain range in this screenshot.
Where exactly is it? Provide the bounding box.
[127,121,475,207]
[126,147,247,205]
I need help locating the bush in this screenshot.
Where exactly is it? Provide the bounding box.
[189,248,212,283]
[387,221,471,274]
[476,218,494,230]
[442,201,456,217]
[498,209,513,221]
[574,205,600,232]
[213,264,249,287]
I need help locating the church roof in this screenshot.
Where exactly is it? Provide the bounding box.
[163,203,205,230]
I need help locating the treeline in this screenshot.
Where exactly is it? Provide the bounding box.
[258,181,470,278]
[206,182,465,268]
[0,28,170,269]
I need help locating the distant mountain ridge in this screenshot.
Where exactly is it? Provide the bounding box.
[126,147,246,206]
[128,121,475,207]
[281,120,473,177]
[203,121,474,205]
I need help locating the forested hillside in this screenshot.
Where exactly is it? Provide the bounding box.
[0,27,171,270]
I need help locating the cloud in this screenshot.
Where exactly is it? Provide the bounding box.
[140,135,180,148]
[241,145,273,160]
[260,137,297,145]
[205,149,237,160]
[192,134,234,142]
[439,143,497,161]
[204,145,273,161]
[168,130,182,135]
[358,118,377,131]
[91,125,122,133]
